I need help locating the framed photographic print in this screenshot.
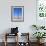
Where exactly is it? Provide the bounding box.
[36,0,46,26]
[37,0,46,18]
[11,6,24,22]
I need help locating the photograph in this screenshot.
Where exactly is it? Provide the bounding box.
[11,6,24,22]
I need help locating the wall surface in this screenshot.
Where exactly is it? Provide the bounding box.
[0,0,37,42]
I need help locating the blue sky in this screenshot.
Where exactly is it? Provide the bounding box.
[13,8,22,16]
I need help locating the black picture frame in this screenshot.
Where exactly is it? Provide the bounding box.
[11,6,24,22]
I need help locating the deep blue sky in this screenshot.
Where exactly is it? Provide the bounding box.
[13,8,22,16]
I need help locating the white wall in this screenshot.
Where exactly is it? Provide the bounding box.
[0,0,37,42]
